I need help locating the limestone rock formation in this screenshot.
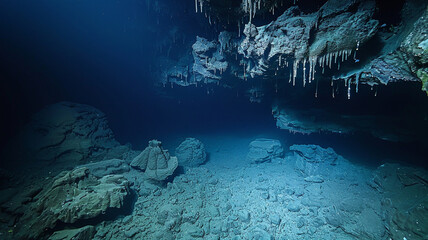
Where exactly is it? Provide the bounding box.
[192,35,229,84]
[131,140,178,181]
[4,102,130,169]
[401,5,428,94]
[175,138,207,168]
[272,104,428,142]
[247,138,283,163]
[334,1,428,91]
[79,159,131,178]
[371,163,428,240]
[14,167,130,240]
[290,144,341,176]
[48,226,96,240]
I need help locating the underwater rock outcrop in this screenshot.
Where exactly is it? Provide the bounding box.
[371,163,428,240]
[247,138,283,163]
[79,159,131,178]
[272,104,428,142]
[175,138,207,168]
[334,1,428,92]
[14,167,130,240]
[238,0,378,83]
[131,140,178,181]
[48,226,96,240]
[3,102,130,169]
[192,35,230,85]
[290,144,341,176]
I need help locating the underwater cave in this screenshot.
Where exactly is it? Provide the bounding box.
[0,0,427,239]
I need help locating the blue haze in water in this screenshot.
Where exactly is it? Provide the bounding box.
[0,0,427,239]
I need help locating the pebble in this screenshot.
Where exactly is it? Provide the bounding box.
[304,175,324,183]
[297,217,305,228]
[239,210,251,223]
[270,214,281,225]
[287,201,301,212]
[124,228,139,238]
[261,191,269,200]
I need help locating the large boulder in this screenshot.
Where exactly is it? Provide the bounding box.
[290,144,341,176]
[175,138,207,168]
[131,140,178,181]
[247,138,283,164]
[14,167,130,240]
[4,102,130,169]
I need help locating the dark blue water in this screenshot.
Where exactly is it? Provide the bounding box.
[0,0,426,170]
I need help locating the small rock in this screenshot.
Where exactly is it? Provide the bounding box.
[270,214,281,225]
[297,217,306,228]
[287,201,301,212]
[285,188,295,195]
[295,188,304,197]
[239,210,251,223]
[122,215,133,224]
[308,226,317,235]
[312,217,325,228]
[208,178,219,185]
[261,191,270,200]
[304,175,324,183]
[125,228,139,238]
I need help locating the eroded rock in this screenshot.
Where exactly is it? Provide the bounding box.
[4,102,129,169]
[131,140,178,181]
[247,138,283,163]
[175,138,207,168]
[14,167,130,240]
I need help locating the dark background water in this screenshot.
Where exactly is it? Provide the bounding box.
[0,0,426,168]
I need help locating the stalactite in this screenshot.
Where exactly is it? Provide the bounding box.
[199,0,203,13]
[347,78,351,99]
[315,79,319,98]
[309,58,312,85]
[311,56,317,82]
[303,58,307,87]
[322,55,325,74]
[249,0,253,23]
[253,2,256,18]
[238,21,241,37]
[292,59,299,86]
[356,73,360,93]
[279,55,282,66]
[195,0,198,13]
